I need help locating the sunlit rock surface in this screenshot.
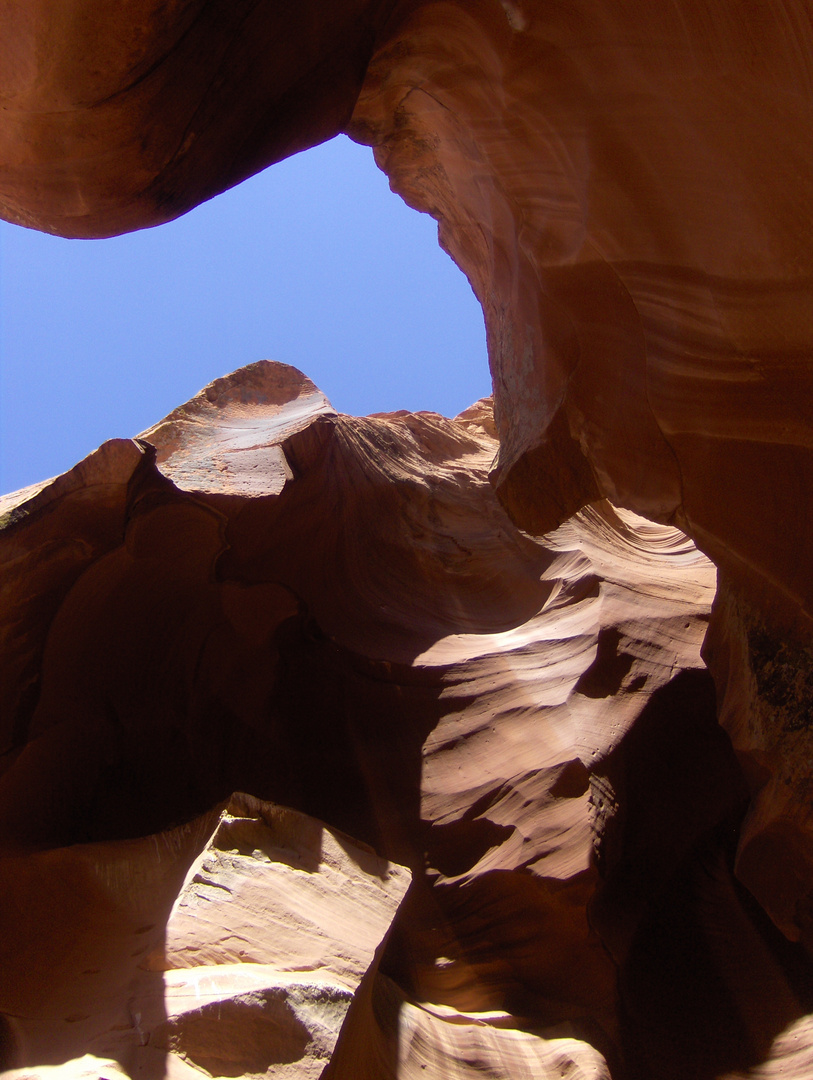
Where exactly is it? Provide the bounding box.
[1,0,811,946]
[345,6,813,948]
[2,0,810,620]
[1,362,811,1079]
[0,786,409,1078]
[2,0,813,1073]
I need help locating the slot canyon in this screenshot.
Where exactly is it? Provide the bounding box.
[1,2,812,1077]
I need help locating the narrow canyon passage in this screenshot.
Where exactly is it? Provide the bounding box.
[1,2,812,1078]
[1,362,810,1077]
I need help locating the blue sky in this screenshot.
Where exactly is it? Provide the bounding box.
[0,134,489,495]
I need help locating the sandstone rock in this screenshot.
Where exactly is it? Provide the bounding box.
[2,0,810,630]
[2,1055,130,1080]
[2,1,813,1068]
[0,789,410,1078]
[2,362,809,1078]
[0,0,398,237]
[139,364,335,498]
[325,973,613,1079]
[720,1016,813,1080]
[702,583,813,950]
[348,2,813,627]
[344,2,813,940]
[1,3,810,935]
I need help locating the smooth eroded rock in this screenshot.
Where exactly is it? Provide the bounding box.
[2,362,810,1078]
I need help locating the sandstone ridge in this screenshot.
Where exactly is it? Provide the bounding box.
[1,1,812,1075]
[1,3,811,930]
[1,362,811,1079]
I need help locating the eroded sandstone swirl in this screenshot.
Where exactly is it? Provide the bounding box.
[2,0,813,1075]
[2,0,811,944]
[1,362,811,1079]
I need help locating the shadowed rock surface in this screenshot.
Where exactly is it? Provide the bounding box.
[0,785,410,1078]
[2,1,813,1076]
[2,1,811,939]
[1,363,811,1078]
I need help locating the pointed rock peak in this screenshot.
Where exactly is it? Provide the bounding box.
[138,361,336,498]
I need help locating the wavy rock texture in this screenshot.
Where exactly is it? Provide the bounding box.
[0,786,409,1079]
[0,0,400,236]
[2,0,813,1074]
[346,3,813,946]
[1,0,811,945]
[2,0,810,618]
[1,362,811,1079]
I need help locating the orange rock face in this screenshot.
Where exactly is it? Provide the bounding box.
[1,1,813,1076]
[344,0,813,947]
[0,0,399,237]
[2,1,810,623]
[0,789,410,1078]
[1,362,811,1079]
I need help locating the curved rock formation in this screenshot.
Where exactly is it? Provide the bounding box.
[344,4,813,942]
[0,789,410,1078]
[1,362,811,1078]
[1,1,811,943]
[2,1,813,1075]
[0,0,398,236]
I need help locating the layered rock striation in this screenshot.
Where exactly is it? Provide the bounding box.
[0,788,410,1079]
[1,1,813,1076]
[1,363,811,1078]
[344,3,813,939]
[1,0,811,939]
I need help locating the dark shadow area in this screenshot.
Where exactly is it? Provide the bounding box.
[5,409,811,1079]
[589,667,813,1080]
[247,612,446,868]
[574,627,635,698]
[0,1014,19,1070]
[618,826,813,1080]
[590,669,746,932]
[424,817,515,878]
